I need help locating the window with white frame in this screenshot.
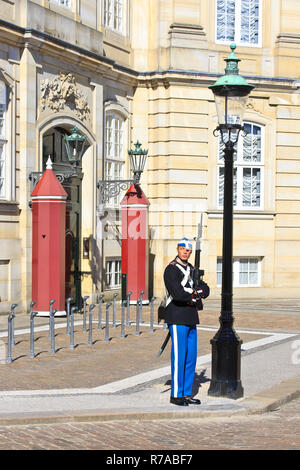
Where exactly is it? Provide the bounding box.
[104,0,124,34]
[217,257,261,287]
[0,81,7,199]
[52,0,72,8]
[216,0,261,46]
[218,122,264,209]
[105,259,121,289]
[104,113,125,205]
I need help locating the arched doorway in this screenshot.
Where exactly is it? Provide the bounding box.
[42,125,85,309]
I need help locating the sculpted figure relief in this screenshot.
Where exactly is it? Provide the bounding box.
[40,73,90,121]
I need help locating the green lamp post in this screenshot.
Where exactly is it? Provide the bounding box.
[64,126,87,167]
[97,140,148,204]
[208,44,255,399]
[128,140,148,184]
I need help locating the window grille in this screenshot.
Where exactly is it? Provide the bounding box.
[218,122,264,209]
[216,0,261,46]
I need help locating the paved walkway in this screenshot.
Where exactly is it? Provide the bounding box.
[0,399,298,450]
[0,298,299,425]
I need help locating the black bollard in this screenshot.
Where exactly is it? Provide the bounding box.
[126,291,132,326]
[7,316,12,363]
[6,304,17,364]
[139,290,145,323]
[136,299,140,336]
[50,305,57,354]
[112,293,118,328]
[82,295,89,332]
[70,306,77,350]
[88,304,96,345]
[66,297,72,335]
[98,294,104,330]
[150,296,156,333]
[121,300,126,339]
[105,302,112,342]
[10,303,17,347]
[29,301,37,358]
[49,299,56,338]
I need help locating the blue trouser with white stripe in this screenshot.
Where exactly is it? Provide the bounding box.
[169,324,197,398]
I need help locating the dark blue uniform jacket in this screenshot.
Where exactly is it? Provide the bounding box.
[163,259,209,326]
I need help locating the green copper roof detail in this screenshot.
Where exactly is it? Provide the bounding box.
[209,44,255,96]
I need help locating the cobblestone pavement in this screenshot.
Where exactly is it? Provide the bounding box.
[0,300,299,454]
[0,397,298,450]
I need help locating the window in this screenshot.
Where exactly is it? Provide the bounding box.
[105,259,121,289]
[104,0,123,33]
[0,260,9,301]
[218,122,264,209]
[0,81,6,199]
[216,0,261,46]
[217,257,261,287]
[52,0,72,8]
[104,113,125,205]
[217,258,223,286]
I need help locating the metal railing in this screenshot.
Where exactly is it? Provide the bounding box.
[4,294,160,364]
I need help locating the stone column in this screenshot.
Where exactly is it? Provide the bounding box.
[19,44,37,312]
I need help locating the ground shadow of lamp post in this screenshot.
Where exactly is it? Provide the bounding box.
[208,44,255,399]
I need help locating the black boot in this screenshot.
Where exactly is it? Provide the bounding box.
[170,397,189,406]
[184,396,201,405]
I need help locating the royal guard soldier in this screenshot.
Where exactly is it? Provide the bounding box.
[163,238,210,406]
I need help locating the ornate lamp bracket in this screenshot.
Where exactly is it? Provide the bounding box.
[97,179,135,206]
[213,124,248,147]
[28,167,79,191]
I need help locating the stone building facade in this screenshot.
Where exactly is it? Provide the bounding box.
[0,0,300,314]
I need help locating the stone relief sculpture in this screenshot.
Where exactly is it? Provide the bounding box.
[246,98,260,114]
[40,73,90,121]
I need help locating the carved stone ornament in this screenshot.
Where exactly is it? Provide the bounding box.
[40,73,90,121]
[246,98,260,114]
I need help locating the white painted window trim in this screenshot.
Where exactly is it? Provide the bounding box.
[105,258,121,289]
[217,257,262,287]
[104,111,126,207]
[52,0,72,9]
[218,121,265,210]
[215,0,262,48]
[103,0,126,35]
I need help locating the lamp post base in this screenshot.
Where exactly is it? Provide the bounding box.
[208,378,244,399]
[208,334,244,399]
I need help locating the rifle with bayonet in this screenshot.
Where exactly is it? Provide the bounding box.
[157,215,209,357]
[191,214,209,307]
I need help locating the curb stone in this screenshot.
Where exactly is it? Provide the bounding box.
[0,375,298,426]
[241,375,300,414]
